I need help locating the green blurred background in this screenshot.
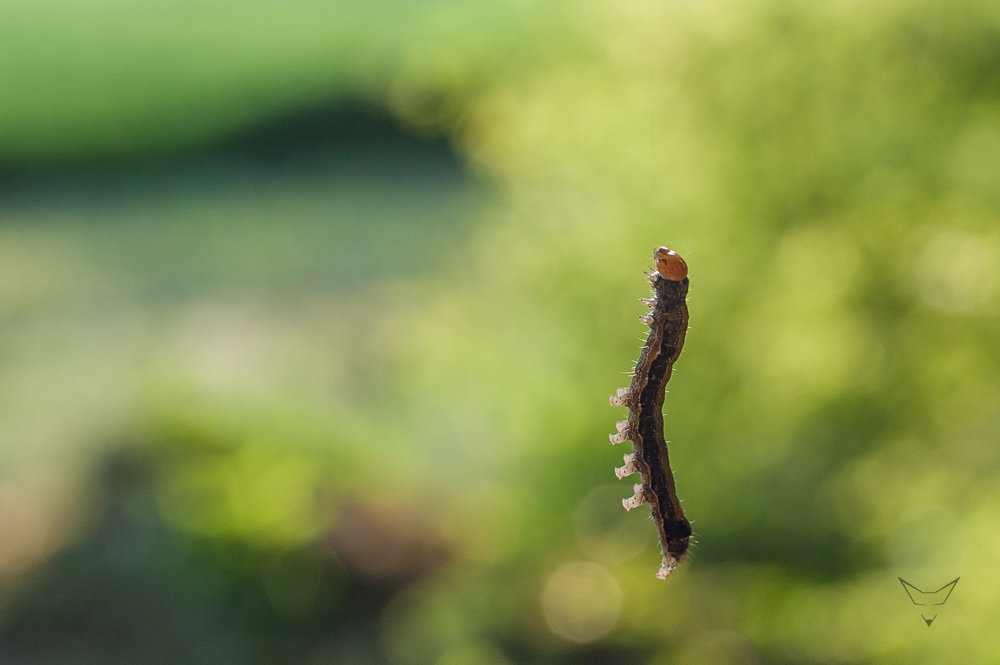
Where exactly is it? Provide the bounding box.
[0,0,997,663]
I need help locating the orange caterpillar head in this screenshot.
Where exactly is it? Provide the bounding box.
[654,247,688,281]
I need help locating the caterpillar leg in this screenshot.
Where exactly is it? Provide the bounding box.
[615,453,638,479]
[609,387,631,407]
[622,483,646,511]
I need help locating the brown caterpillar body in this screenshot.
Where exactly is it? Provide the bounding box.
[609,247,691,579]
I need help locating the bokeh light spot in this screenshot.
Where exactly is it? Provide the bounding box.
[913,230,998,311]
[541,561,622,643]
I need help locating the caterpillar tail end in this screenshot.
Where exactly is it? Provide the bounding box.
[655,554,682,580]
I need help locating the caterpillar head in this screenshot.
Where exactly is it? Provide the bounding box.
[654,247,688,281]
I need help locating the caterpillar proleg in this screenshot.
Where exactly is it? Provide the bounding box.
[609,247,692,579]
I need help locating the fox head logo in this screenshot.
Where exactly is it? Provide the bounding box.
[898,577,959,626]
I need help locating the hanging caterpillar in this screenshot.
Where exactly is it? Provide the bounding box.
[609,247,692,579]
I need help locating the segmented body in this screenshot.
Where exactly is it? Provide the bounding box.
[609,247,691,579]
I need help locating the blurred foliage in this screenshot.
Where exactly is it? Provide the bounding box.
[0,0,581,166]
[1,0,1000,663]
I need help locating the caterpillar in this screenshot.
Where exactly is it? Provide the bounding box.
[609,247,692,579]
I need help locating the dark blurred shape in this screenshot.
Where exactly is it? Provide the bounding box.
[0,100,466,202]
[500,642,652,665]
[207,102,455,164]
[0,96,479,301]
[0,447,419,665]
[0,447,682,665]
